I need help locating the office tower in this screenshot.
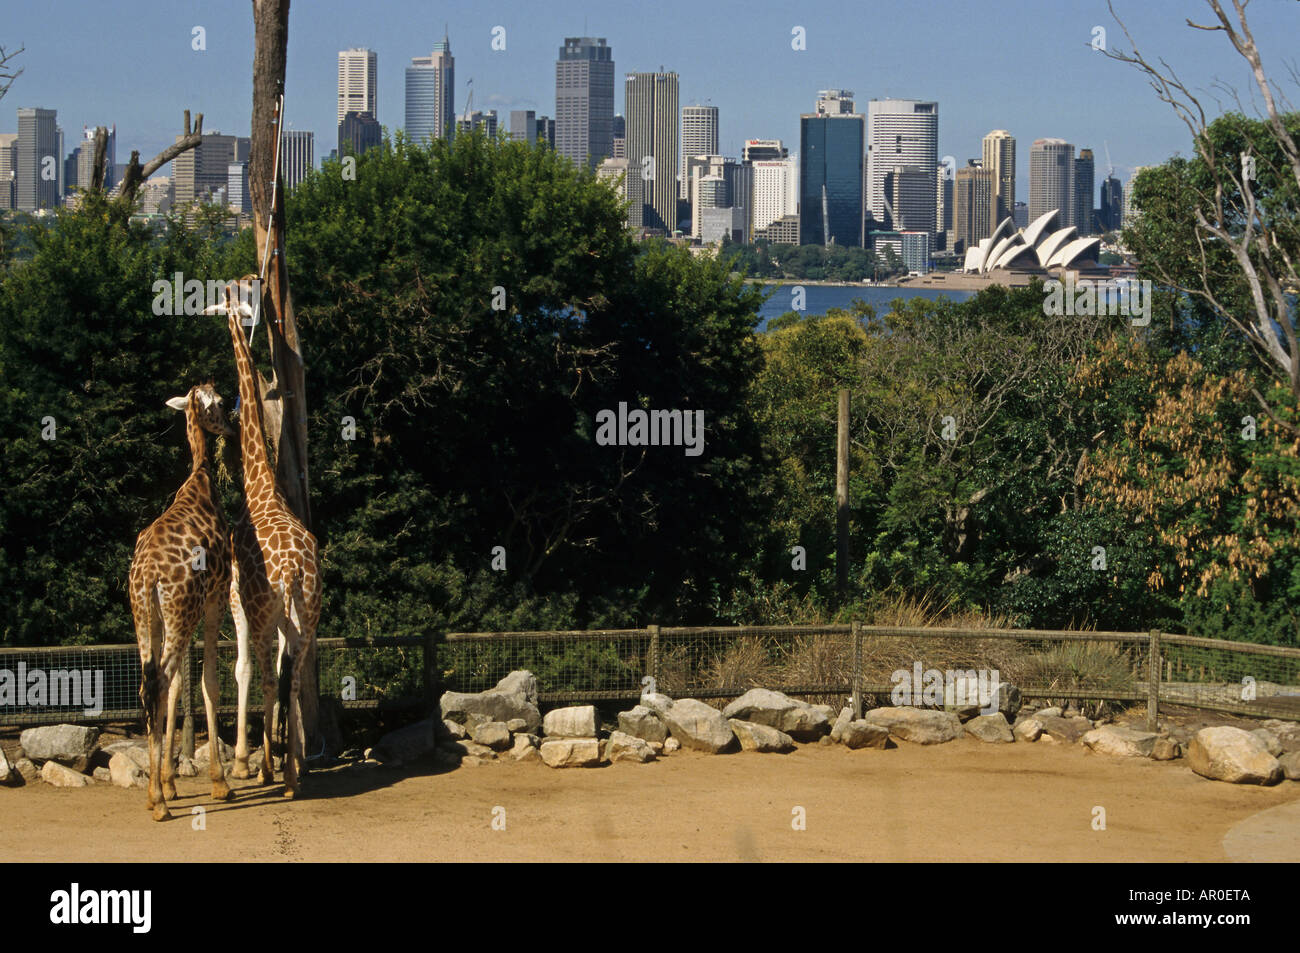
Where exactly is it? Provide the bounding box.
[556,37,615,170]
[681,104,719,198]
[625,71,679,233]
[866,99,938,233]
[0,133,16,209]
[455,110,498,137]
[612,114,625,140]
[75,125,116,192]
[510,110,537,143]
[1073,149,1095,235]
[742,138,787,163]
[64,148,77,196]
[1100,175,1123,231]
[227,162,250,213]
[55,127,65,201]
[138,176,172,216]
[954,162,995,251]
[981,129,1015,225]
[16,107,59,211]
[406,35,455,144]
[816,89,855,115]
[338,48,378,127]
[597,155,643,227]
[683,153,747,238]
[1123,166,1149,227]
[800,94,865,246]
[281,130,314,190]
[884,165,937,235]
[536,116,556,148]
[172,132,250,207]
[338,111,381,155]
[1013,201,1028,228]
[1029,138,1075,226]
[751,156,797,232]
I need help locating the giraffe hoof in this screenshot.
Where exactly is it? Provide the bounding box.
[230,760,251,780]
[259,769,275,786]
[282,786,297,800]
[163,781,178,800]
[152,804,172,822]
[211,779,233,801]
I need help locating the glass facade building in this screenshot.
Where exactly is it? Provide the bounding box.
[799,113,864,246]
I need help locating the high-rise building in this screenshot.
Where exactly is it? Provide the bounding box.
[937,167,952,233]
[751,156,798,233]
[338,111,381,156]
[954,162,995,251]
[683,153,749,239]
[73,125,116,193]
[884,165,937,236]
[866,99,938,233]
[172,132,250,207]
[680,105,719,198]
[16,107,59,211]
[800,94,865,246]
[742,139,787,163]
[1013,201,1029,229]
[1030,138,1075,227]
[625,71,679,234]
[338,48,378,127]
[980,130,1015,228]
[281,130,314,190]
[509,110,537,143]
[1123,166,1149,227]
[1099,175,1123,232]
[0,133,16,209]
[227,162,250,213]
[555,37,615,170]
[406,35,455,145]
[455,110,498,138]
[535,116,556,148]
[1073,149,1095,235]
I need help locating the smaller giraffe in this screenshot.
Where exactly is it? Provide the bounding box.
[128,383,236,822]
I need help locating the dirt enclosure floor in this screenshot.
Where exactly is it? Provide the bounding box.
[4,738,1298,862]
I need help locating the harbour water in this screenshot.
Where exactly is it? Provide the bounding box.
[752,282,974,329]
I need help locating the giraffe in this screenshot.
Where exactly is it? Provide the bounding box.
[217,277,321,798]
[128,383,236,822]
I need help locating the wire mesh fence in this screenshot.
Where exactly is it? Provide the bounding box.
[3,625,1298,729]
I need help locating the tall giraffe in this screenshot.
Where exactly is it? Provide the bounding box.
[219,277,320,797]
[128,383,236,822]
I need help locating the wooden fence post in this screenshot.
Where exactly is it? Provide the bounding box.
[1147,629,1161,732]
[648,624,661,695]
[836,389,850,605]
[851,619,862,719]
[424,629,438,713]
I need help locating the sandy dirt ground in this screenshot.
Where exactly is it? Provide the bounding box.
[3,737,1297,862]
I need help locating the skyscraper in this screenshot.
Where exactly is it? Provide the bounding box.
[16,107,59,211]
[281,130,314,190]
[884,166,937,235]
[1074,149,1095,235]
[981,129,1015,225]
[406,35,455,145]
[866,99,938,233]
[509,110,537,144]
[680,104,719,198]
[625,71,679,234]
[1100,175,1123,232]
[1030,138,1075,227]
[172,132,249,208]
[338,112,380,156]
[800,93,865,246]
[742,139,787,163]
[751,156,798,232]
[74,125,116,192]
[455,110,499,138]
[555,37,615,170]
[0,133,16,209]
[338,48,378,127]
[954,162,995,251]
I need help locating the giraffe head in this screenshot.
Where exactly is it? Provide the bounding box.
[165,382,236,437]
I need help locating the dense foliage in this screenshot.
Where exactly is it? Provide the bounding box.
[1,119,1295,649]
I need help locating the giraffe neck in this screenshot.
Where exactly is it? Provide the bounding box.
[185,402,209,473]
[227,300,278,501]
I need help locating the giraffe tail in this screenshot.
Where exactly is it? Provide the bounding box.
[136,582,162,733]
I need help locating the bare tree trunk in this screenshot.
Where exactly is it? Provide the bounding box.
[114,110,204,207]
[250,0,318,751]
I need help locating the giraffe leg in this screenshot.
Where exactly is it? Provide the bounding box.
[161,660,184,800]
[253,625,278,786]
[161,656,181,803]
[230,562,253,779]
[149,657,177,822]
[202,598,232,801]
[281,593,305,798]
[137,585,163,813]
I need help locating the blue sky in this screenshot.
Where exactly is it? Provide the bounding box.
[3,0,1297,203]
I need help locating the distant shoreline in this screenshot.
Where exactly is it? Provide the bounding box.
[743,278,904,289]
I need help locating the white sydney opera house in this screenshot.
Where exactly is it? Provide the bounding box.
[962,209,1101,274]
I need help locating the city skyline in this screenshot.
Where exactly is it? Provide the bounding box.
[2,0,1287,209]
